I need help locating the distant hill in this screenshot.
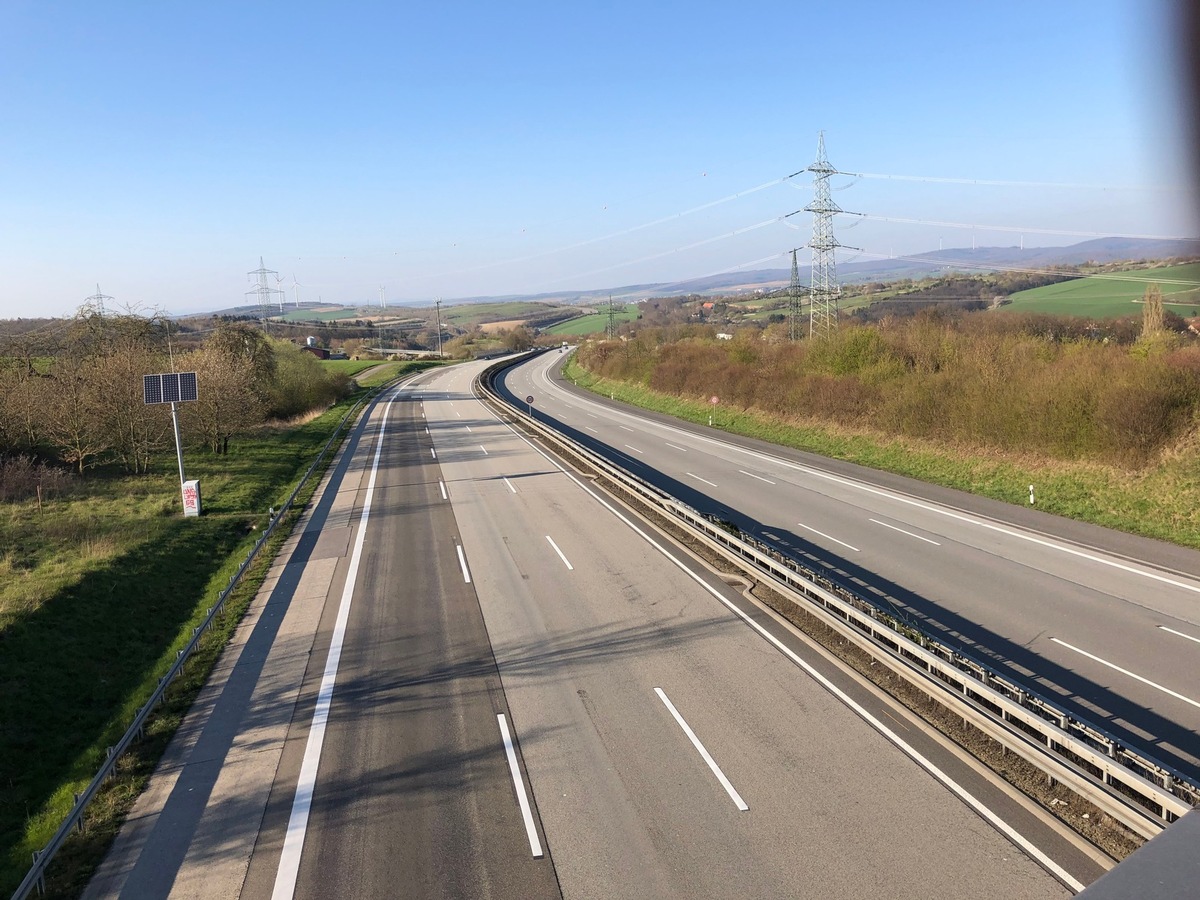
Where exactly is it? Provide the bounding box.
[176,237,1200,320]
[662,237,1200,296]
[440,237,1200,306]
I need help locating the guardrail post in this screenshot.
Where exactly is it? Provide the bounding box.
[31,850,44,895]
[73,794,84,832]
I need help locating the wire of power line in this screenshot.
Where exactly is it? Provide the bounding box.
[842,172,1187,192]
[852,213,1198,243]
[403,175,799,288]
[521,215,787,292]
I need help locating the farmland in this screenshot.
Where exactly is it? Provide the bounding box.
[544,304,639,335]
[1003,262,1200,317]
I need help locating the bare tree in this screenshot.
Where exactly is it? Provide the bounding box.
[41,356,111,474]
[180,344,266,454]
[1142,283,1165,339]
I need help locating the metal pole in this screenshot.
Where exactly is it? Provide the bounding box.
[170,401,186,488]
[435,298,443,358]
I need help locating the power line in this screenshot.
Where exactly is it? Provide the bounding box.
[842,172,1187,193]
[246,257,285,331]
[84,284,115,317]
[805,132,845,339]
[849,213,1198,243]
[788,248,803,341]
[401,173,800,288]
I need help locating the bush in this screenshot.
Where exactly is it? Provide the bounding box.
[574,310,1200,467]
[266,342,354,419]
[0,456,75,503]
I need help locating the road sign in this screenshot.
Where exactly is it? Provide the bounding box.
[710,395,719,405]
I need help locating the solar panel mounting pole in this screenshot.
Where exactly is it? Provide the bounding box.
[143,371,200,515]
[170,401,186,489]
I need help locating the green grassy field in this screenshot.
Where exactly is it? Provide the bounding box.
[0,360,433,896]
[1004,263,1200,317]
[544,305,638,335]
[319,359,382,376]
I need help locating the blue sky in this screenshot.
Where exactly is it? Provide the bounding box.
[1,0,1195,318]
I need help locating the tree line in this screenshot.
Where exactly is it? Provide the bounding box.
[0,311,353,478]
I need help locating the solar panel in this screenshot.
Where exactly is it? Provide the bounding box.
[162,373,181,403]
[179,371,198,402]
[143,374,163,405]
[143,371,198,404]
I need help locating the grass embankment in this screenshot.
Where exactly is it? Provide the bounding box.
[563,356,1200,549]
[0,361,434,896]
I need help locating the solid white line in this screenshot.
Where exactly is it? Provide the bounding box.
[272,395,395,900]
[687,472,718,488]
[430,448,437,459]
[546,535,574,570]
[488,371,1082,889]
[1050,637,1200,710]
[456,544,472,584]
[1159,625,1200,645]
[665,442,688,452]
[655,688,748,811]
[497,714,544,858]
[439,480,447,500]
[480,445,489,456]
[797,522,859,552]
[870,518,941,546]
[625,444,644,455]
[739,469,776,485]
[503,476,517,494]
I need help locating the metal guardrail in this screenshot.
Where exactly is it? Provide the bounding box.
[477,355,1199,842]
[12,378,400,899]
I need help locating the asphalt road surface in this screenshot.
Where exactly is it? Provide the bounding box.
[498,349,1200,782]
[88,359,1101,899]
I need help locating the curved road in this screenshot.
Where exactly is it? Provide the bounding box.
[86,359,1096,898]
[499,349,1200,781]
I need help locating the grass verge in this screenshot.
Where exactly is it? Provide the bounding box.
[0,362,431,897]
[563,357,1200,549]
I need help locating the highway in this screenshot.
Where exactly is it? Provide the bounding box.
[86,358,1102,898]
[498,349,1200,782]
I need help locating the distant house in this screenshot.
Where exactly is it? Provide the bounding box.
[302,345,331,360]
[701,302,716,310]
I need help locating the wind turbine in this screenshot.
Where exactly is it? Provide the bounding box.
[273,273,287,313]
[290,274,304,308]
